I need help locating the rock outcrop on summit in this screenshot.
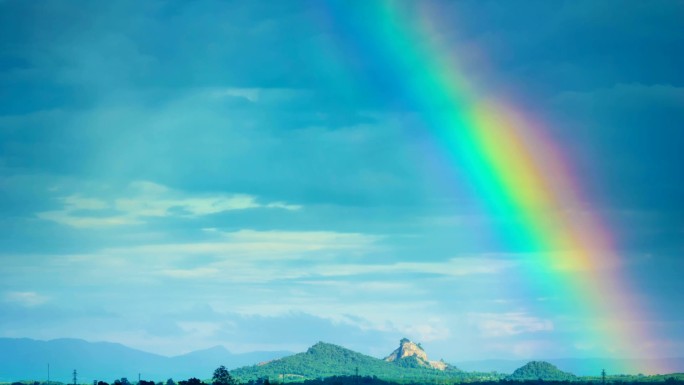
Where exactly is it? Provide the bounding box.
[384,338,451,371]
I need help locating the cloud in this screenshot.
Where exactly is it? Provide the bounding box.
[399,321,451,342]
[114,229,379,261]
[212,88,262,102]
[36,181,301,228]
[553,83,684,112]
[173,310,403,355]
[4,291,49,307]
[98,241,513,283]
[469,312,554,337]
[309,257,517,278]
[209,88,309,103]
[36,210,140,228]
[160,267,221,279]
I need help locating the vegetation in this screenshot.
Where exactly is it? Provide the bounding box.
[507,362,576,381]
[231,342,465,383]
[3,352,684,385]
[214,366,238,385]
[1,367,683,385]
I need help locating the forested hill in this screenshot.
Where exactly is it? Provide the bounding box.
[507,361,577,381]
[231,342,462,382]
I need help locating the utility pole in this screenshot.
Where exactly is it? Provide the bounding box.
[73,370,78,385]
[138,374,141,384]
[601,369,606,385]
[47,364,50,385]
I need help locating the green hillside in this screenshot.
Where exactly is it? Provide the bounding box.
[507,361,577,381]
[231,342,462,383]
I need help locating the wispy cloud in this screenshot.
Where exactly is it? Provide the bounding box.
[208,87,310,103]
[36,181,301,228]
[469,312,554,337]
[309,257,517,278]
[4,291,49,307]
[114,229,379,260]
[159,267,221,279]
[104,244,513,283]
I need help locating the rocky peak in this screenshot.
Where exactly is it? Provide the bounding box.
[384,338,428,363]
[384,338,448,371]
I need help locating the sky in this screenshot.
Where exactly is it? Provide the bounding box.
[0,0,683,366]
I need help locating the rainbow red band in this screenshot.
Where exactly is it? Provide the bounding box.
[318,0,662,372]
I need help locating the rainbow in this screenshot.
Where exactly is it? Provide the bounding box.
[317,1,662,373]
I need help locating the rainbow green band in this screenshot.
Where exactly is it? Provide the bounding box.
[318,1,661,372]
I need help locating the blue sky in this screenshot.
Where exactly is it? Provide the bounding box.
[0,0,682,363]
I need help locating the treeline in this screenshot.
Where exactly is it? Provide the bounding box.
[2,377,202,385]
[3,369,683,385]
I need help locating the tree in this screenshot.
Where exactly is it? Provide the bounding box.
[213,365,238,385]
[179,378,202,385]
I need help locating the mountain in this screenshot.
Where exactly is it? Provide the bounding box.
[383,338,450,370]
[0,338,289,383]
[231,341,460,382]
[507,361,576,381]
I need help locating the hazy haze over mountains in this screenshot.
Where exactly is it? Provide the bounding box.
[0,338,290,383]
[2,338,682,382]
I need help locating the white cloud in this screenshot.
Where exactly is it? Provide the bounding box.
[43,236,515,288]
[160,267,221,279]
[4,291,49,307]
[36,181,301,228]
[469,312,553,337]
[176,321,223,338]
[208,87,309,103]
[298,280,415,293]
[36,210,140,227]
[112,229,379,261]
[61,195,109,210]
[115,194,262,216]
[399,321,451,342]
[310,257,516,278]
[211,88,262,102]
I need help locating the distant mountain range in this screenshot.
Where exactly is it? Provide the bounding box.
[0,338,290,383]
[1,337,682,383]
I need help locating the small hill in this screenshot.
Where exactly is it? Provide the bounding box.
[231,341,459,382]
[508,361,577,381]
[384,338,451,370]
